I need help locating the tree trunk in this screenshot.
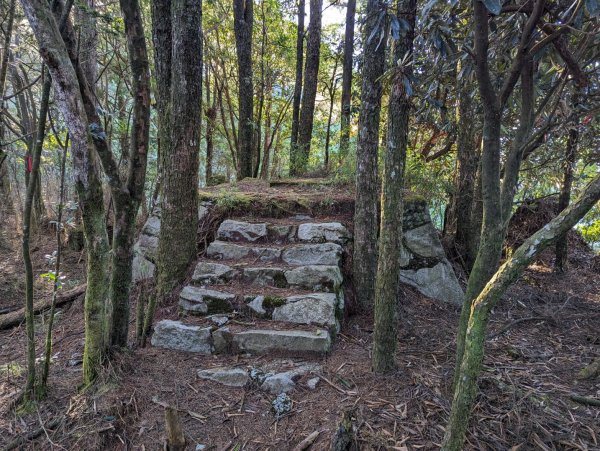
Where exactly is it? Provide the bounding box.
[293,0,322,175]
[233,0,253,179]
[443,81,480,270]
[442,173,600,450]
[554,93,579,272]
[205,65,216,184]
[338,0,355,163]
[353,0,387,310]
[109,0,151,348]
[290,0,305,170]
[372,0,416,373]
[156,0,202,303]
[0,0,16,217]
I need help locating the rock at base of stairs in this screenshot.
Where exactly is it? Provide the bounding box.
[151,320,213,354]
[232,329,331,354]
[281,243,342,266]
[179,286,236,314]
[197,367,249,387]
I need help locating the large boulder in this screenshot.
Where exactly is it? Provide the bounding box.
[151,320,213,353]
[399,261,464,306]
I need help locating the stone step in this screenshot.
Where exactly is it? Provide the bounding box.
[214,328,332,355]
[179,286,343,332]
[206,241,343,266]
[216,219,351,245]
[150,320,332,355]
[192,261,342,292]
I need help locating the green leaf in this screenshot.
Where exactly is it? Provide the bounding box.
[481,0,502,15]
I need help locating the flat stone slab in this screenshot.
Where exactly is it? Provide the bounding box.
[207,241,281,262]
[179,286,236,314]
[192,262,237,284]
[284,265,342,291]
[243,267,287,287]
[281,243,342,266]
[399,261,464,306]
[151,320,212,354]
[197,367,249,387]
[297,222,350,244]
[132,254,156,281]
[272,293,339,331]
[267,224,296,243]
[232,329,331,354]
[217,220,268,242]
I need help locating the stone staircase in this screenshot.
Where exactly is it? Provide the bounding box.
[151,218,351,356]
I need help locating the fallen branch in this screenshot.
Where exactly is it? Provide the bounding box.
[577,357,600,380]
[292,430,321,451]
[0,284,86,331]
[570,395,600,407]
[489,316,548,339]
[3,417,63,450]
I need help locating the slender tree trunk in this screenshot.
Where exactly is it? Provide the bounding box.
[233,0,253,179]
[293,0,322,175]
[555,93,579,272]
[109,0,151,348]
[205,67,216,185]
[372,0,416,373]
[290,0,305,170]
[353,0,387,310]
[442,173,600,450]
[338,0,355,163]
[260,72,273,180]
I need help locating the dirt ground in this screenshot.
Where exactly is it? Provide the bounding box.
[1,207,599,450]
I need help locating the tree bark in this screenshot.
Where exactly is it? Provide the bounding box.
[338,0,355,163]
[290,0,305,170]
[442,173,600,450]
[233,0,253,179]
[292,0,322,175]
[555,93,579,272]
[205,65,216,184]
[353,0,387,310]
[372,0,416,373]
[156,0,202,302]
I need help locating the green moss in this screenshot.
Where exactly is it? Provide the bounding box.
[206,297,234,314]
[262,296,286,309]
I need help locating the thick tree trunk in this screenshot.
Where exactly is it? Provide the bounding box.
[233,0,253,179]
[444,82,480,270]
[156,0,202,301]
[353,0,387,310]
[372,0,416,373]
[293,0,322,175]
[338,0,355,163]
[442,173,600,450]
[290,0,305,169]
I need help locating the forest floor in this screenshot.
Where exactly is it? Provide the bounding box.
[1,187,599,450]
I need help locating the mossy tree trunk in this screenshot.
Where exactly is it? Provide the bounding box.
[353,0,388,310]
[233,0,253,179]
[372,0,416,373]
[156,0,202,303]
[442,174,600,450]
[292,0,322,175]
